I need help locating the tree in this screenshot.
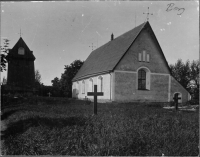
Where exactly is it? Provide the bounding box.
[51,77,60,88]
[189,60,199,100]
[190,60,199,87]
[0,39,10,72]
[170,59,199,100]
[34,69,42,95]
[60,60,84,97]
[51,77,61,97]
[169,59,190,90]
[35,69,42,85]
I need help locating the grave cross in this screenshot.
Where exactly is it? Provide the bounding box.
[173,93,181,111]
[47,92,52,97]
[87,85,103,115]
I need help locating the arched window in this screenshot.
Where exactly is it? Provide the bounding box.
[89,78,93,92]
[82,80,85,94]
[137,67,151,90]
[98,76,103,92]
[138,69,146,90]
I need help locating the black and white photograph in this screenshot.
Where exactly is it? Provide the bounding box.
[1,1,199,155]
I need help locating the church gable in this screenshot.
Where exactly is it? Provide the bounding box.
[115,23,171,74]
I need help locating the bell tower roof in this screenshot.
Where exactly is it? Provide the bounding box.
[7,37,35,60]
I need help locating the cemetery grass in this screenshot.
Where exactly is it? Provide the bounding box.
[1,98,199,156]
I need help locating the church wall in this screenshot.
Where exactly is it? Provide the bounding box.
[115,27,170,74]
[114,71,169,102]
[170,76,189,103]
[114,71,136,102]
[72,73,111,101]
[149,74,169,102]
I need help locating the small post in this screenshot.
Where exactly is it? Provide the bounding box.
[87,85,103,115]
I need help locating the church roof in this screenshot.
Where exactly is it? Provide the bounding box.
[7,37,35,60]
[72,21,170,81]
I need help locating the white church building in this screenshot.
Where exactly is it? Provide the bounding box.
[72,21,190,103]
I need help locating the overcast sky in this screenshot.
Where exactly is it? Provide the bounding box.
[1,1,199,85]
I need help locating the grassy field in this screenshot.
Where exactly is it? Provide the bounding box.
[1,97,199,155]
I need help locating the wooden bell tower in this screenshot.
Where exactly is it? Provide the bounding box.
[6,37,36,94]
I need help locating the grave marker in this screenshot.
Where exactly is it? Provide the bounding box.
[87,85,103,115]
[173,93,181,111]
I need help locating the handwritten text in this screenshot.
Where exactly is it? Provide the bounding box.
[166,3,185,15]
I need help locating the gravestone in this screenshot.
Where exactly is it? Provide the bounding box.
[87,85,103,115]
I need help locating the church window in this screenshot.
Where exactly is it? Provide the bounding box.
[142,50,146,61]
[139,50,150,63]
[138,69,146,90]
[147,54,150,62]
[98,76,103,92]
[82,80,85,94]
[89,78,93,92]
[18,47,25,55]
[138,52,142,61]
[137,67,151,90]
[76,82,79,94]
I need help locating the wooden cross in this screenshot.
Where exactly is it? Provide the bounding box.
[143,7,153,21]
[173,93,181,111]
[87,85,103,115]
[47,92,52,97]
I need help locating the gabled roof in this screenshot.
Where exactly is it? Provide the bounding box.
[72,21,171,81]
[7,37,35,60]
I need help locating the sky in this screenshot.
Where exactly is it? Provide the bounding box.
[1,1,199,85]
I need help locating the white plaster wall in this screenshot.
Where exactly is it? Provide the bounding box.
[72,73,112,100]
